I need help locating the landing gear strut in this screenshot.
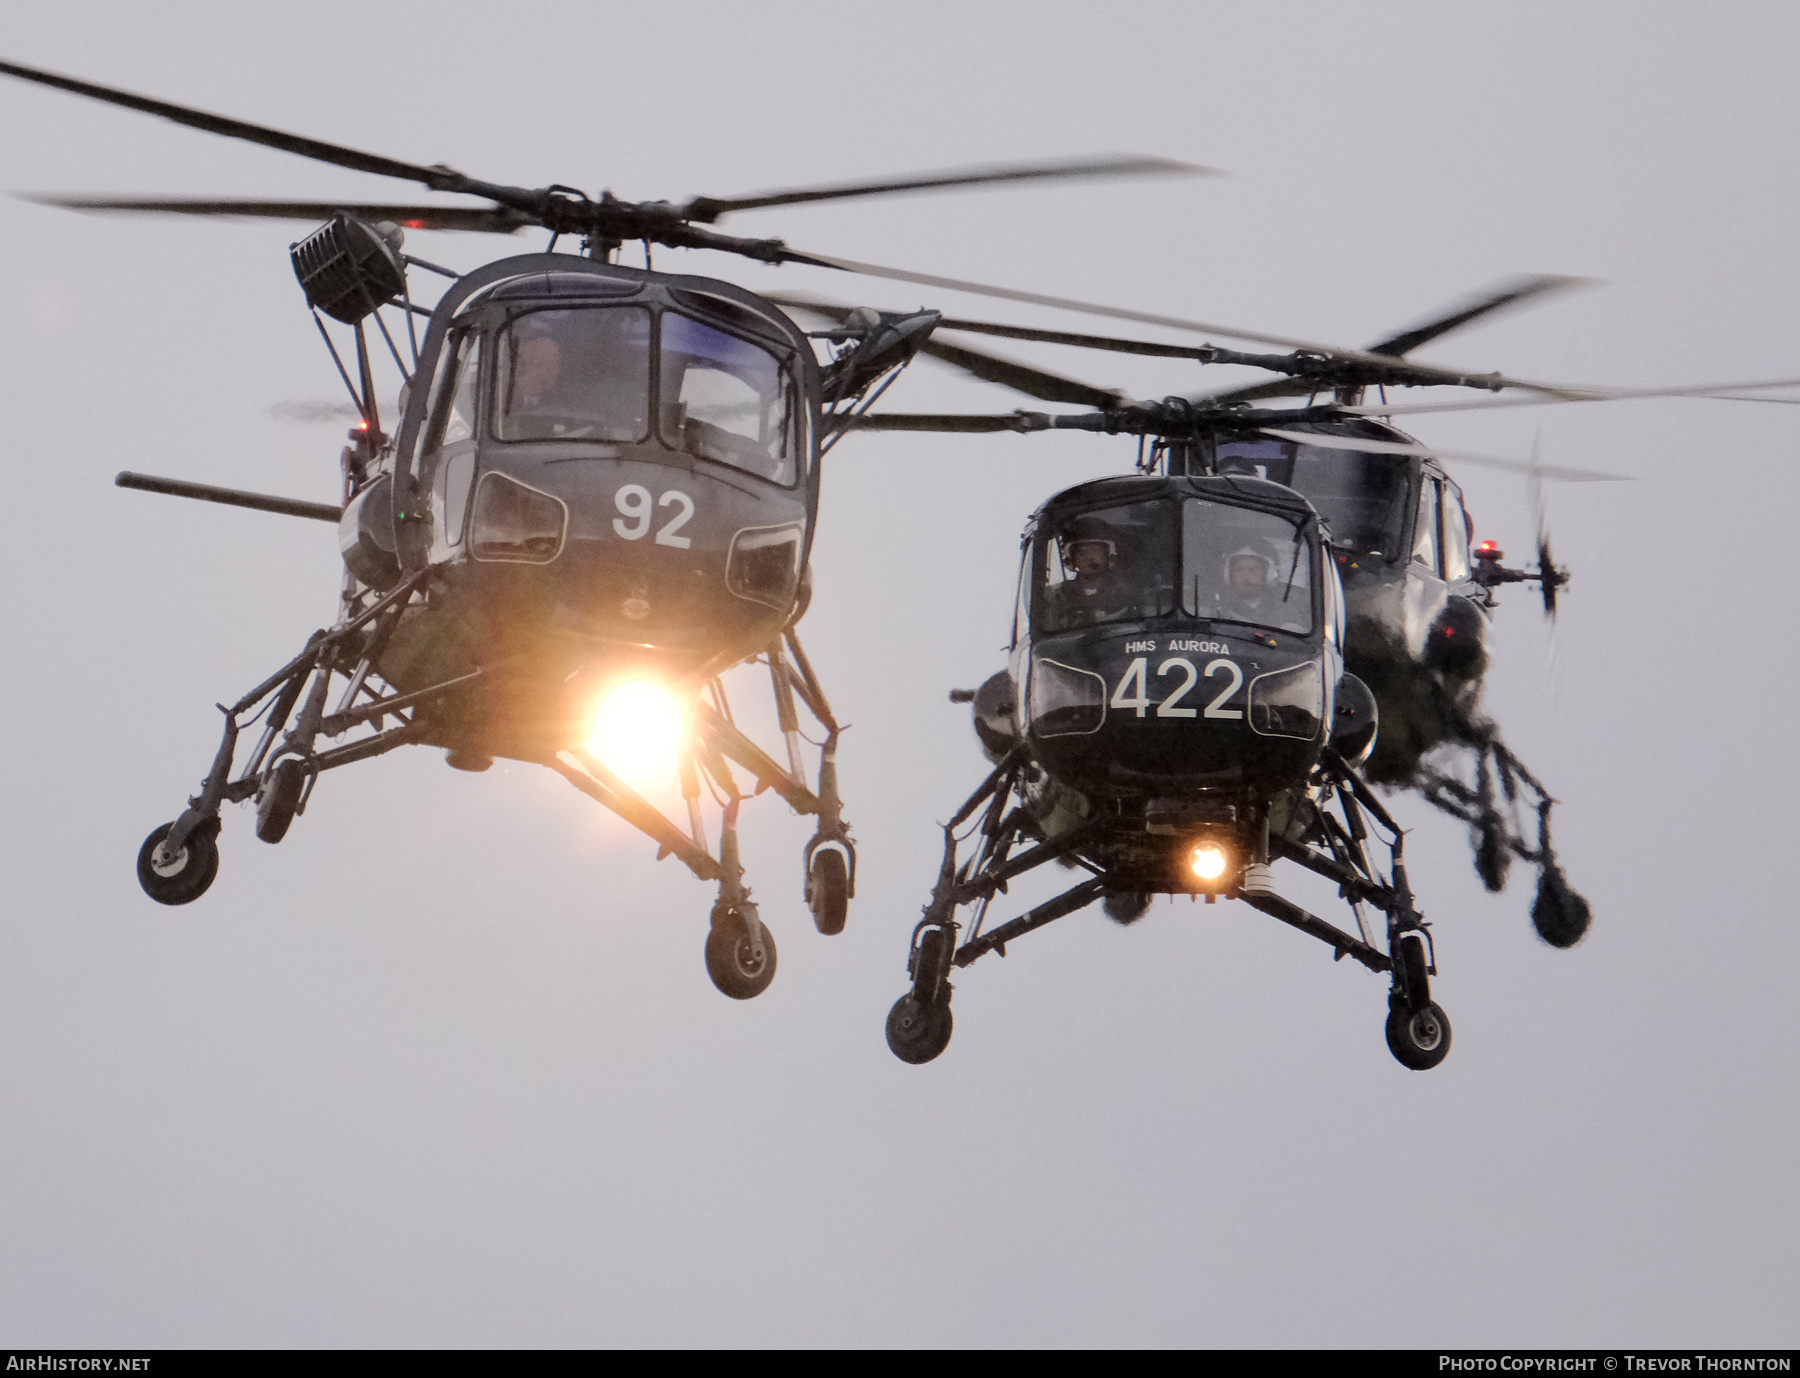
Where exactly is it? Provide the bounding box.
[702,798,777,1000]
[890,745,1461,1070]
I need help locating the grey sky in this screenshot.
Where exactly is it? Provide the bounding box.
[1,0,1794,1348]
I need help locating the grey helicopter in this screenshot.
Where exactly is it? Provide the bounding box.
[770,277,1795,1066]
[0,55,1205,999]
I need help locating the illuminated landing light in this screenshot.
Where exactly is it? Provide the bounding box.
[1190,843,1229,882]
[586,681,685,788]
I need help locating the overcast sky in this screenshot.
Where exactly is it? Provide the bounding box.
[1,0,1795,1349]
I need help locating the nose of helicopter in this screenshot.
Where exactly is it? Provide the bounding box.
[1023,627,1329,792]
[461,454,806,655]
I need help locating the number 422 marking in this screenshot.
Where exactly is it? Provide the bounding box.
[1110,656,1243,720]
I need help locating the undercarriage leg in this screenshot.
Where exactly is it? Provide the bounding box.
[779,636,855,936]
[1382,849,1451,1070]
[703,797,777,1001]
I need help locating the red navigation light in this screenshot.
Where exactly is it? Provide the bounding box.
[1474,541,1503,562]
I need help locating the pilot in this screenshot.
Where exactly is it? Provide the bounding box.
[503,319,641,440]
[1043,518,1133,628]
[502,328,582,439]
[513,333,564,411]
[1217,545,1307,630]
[1219,546,1276,622]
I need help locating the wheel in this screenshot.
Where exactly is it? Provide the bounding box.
[911,925,953,1006]
[1532,868,1591,949]
[808,847,849,936]
[136,822,219,906]
[1102,891,1152,925]
[1385,1000,1452,1070]
[886,994,954,1065]
[255,758,307,844]
[704,907,777,1000]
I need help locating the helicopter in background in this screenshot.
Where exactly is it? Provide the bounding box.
[0,56,1203,999]
[775,278,1792,1065]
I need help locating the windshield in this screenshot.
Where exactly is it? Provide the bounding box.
[1182,497,1314,633]
[1213,435,1410,560]
[494,306,652,443]
[660,314,795,484]
[1034,499,1177,634]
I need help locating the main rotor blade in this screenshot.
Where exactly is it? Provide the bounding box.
[934,317,1215,360]
[21,193,534,232]
[793,248,1589,398]
[0,58,531,206]
[1256,427,1630,482]
[1338,376,1800,417]
[773,292,1237,361]
[1187,376,1324,407]
[921,337,1123,409]
[830,413,1045,433]
[773,293,1122,409]
[1365,274,1595,358]
[683,155,1216,223]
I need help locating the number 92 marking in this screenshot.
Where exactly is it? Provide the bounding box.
[1109,656,1243,720]
[613,484,695,548]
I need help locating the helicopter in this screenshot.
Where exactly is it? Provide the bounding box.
[766,279,1794,1066]
[0,56,1205,1000]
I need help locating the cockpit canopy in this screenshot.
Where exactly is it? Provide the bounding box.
[1208,431,1408,562]
[1034,490,1317,637]
[426,275,803,487]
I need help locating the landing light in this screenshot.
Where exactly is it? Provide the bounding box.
[1190,843,1229,882]
[586,681,686,788]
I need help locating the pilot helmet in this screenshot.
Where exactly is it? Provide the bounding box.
[1061,515,1118,566]
[1225,545,1274,585]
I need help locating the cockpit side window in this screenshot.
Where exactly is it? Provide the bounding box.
[1183,498,1315,634]
[493,306,652,443]
[1413,478,1441,574]
[659,313,796,486]
[441,334,480,446]
[1440,480,1472,582]
[1034,500,1176,635]
[415,329,473,455]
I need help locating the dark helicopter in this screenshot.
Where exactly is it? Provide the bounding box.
[0,57,1203,1000]
[774,277,1791,1066]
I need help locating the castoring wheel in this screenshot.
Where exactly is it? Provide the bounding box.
[136,822,219,906]
[255,758,307,844]
[705,906,778,1000]
[807,847,849,936]
[885,994,953,1065]
[1385,1000,1452,1071]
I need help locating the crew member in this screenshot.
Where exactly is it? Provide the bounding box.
[1043,518,1133,628]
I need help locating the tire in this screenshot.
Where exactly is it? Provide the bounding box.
[1385,1000,1452,1070]
[705,907,778,1000]
[911,926,953,1007]
[1102,891,1152,925]
[1532,868,1592,949]
[886,994,953,1065]
[808,848,849,936]
[255,758,307,844]
[136,822,220,906]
